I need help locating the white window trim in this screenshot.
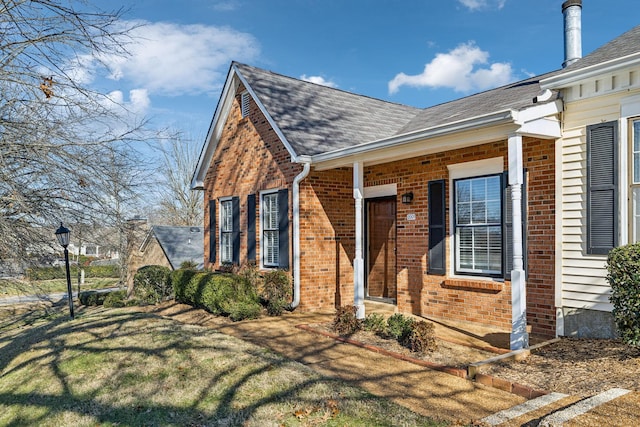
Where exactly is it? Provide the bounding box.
[219,197,233,264]
[447,157,504,279]
[260,189,279,269]
[619,94,640,246]
[364,183,397,199]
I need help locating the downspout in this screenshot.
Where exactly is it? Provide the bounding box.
[290,161,311,309]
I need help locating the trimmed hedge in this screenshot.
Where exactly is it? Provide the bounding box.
[27,264,119,281]
[606,243,640,347]
[170,269,262,321]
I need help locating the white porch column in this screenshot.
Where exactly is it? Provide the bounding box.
[508,134,529,350]
[353,161,365,319]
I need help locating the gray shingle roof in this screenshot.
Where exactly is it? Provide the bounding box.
[235,63,420,156]
[558,24,640,74]
[397,71,562,135]
[151,226,204,269]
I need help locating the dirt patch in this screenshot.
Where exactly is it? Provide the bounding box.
[478,338,640,397]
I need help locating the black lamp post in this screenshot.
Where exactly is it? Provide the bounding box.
[55,223,74,319]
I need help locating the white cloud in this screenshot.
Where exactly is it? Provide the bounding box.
[458,0,507,11]
[99,20,260,96]
[300,74,338,88]
[105,88,151,114]
[388,42,515,95]
[212,1,240,11]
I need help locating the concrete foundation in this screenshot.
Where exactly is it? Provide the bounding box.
[562,307,618,339]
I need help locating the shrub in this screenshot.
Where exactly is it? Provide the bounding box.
[362,313,387,334]
[386,313,415,344]
[179,260,198,270]
[407,321,437,353]
[333,305,360,335]
[103,290,127,308]
[227,300,263,321]
[79,290,107,306]
[606,244,640,347]
[170,268,203,302]
[261,269,292,316]
[133,265,172,304]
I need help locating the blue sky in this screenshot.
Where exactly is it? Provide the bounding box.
[87,0,639,143]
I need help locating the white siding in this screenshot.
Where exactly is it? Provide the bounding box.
[558,89,638,312]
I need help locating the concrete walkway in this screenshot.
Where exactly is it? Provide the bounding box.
[149,302,525,423]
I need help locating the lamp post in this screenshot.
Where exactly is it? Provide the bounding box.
[55,223,74,319]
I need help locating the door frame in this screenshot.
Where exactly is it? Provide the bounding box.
[364,196,398,304]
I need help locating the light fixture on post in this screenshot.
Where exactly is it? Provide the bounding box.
[401,192,414,204]
[55,223,74,319]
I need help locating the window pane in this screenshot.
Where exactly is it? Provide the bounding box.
[472,201,486,223]
[457,202,471,225]
[262,193,280,266]
[487,200,501,223]
[635,153,640,184]
[221,233,232,263]
[471,178,485,202]
[634,121,640,152]
[457,180,470,203]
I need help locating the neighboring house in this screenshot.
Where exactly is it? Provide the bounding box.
[127,225,204,287]
[192,0,638,346]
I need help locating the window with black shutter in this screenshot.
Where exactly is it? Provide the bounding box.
[586,121,618,255]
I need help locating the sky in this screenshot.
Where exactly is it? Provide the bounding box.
[86,0,640,145]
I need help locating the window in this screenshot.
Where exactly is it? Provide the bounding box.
[260,189,289,269]
[454,174,503,276]
[220,199,233,263]
[262,192,279,266]
[631,119,640,242]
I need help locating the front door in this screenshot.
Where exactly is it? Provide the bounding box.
[366,197,397,302]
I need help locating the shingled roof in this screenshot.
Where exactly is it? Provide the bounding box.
[235,62,420,156]
[235,62,563,157]
[147,226,204,270]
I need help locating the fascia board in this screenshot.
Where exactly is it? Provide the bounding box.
[312,122,520,171]
[310,110,515,165]
[540,54,640,90]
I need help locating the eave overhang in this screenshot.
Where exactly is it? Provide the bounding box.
[540,52,640,90]
[308,100,563,171]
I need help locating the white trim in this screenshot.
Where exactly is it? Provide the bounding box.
[364,183,397,199]
[219,197,233,264]
[619,94,640,246]
[541,53,640,90]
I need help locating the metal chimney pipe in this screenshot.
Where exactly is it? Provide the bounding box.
[562,0,582,68]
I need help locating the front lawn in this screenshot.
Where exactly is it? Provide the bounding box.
[0,277,119,297]
[0,305,444,426]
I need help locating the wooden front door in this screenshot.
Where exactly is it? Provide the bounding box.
[366,197,397,301]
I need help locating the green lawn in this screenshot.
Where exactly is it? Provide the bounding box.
[0,305,445,426]
[0,277,119,297]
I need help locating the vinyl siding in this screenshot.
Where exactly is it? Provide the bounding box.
[559,93,621,312]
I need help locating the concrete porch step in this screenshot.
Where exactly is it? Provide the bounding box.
[481,388,632,426]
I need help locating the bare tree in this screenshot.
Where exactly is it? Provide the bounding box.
[0,1,150,269]
[152,134,204,226]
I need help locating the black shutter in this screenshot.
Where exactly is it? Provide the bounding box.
[428,180,446,275]
[208,200,216,263]
[278,189,290,269]
[247,194,256,262]
[232,196,240,265]
[503,171,528,280]
[587,121,618,255]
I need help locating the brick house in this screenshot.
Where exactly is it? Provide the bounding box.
[192,1,639,347]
